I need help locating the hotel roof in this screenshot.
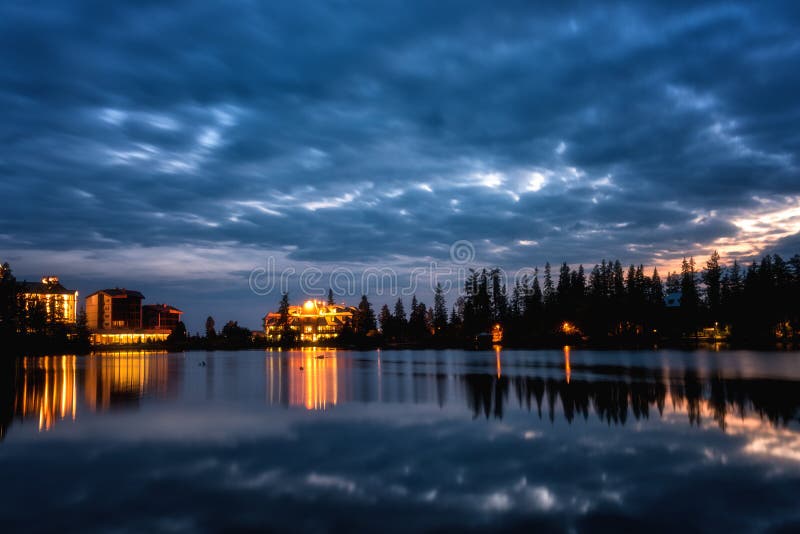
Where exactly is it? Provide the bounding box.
[87,288,145,299]
[19,280,76,295]
[143,304,183,313]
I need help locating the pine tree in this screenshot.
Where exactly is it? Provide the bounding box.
[490,269,507,323]
[650,268,663,304]
[205,316,216,339]
[703,250,722,318]
[543,262,554,306]
[356,295,376,335]
[680,257,700,335]
[167,321,188,346]
[531,269,543,310]
[433,283,448,332]
[409,296,429,341]
[277,292,296,346]
[393,297,407,340]
[0,262,18,339]
[557,262,571,304]
[378,304,393,338]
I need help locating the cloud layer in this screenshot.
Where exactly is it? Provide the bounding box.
[1,1,799,326]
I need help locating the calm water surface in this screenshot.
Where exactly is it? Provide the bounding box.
[1,348,799,533]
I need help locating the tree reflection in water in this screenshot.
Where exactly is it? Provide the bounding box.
[463,368,800,431]
[1,350,799,440]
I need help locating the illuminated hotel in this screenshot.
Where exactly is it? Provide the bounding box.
[264,299,356,343]
[19,276,78,324]
[86,288,182,345]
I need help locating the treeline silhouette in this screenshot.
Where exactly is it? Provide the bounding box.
[462,369,800,430]
[314,250,800,348]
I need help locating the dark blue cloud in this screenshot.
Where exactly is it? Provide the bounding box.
[1,1,799,327]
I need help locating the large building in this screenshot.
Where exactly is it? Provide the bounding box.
[85,288,144,330]
[264,299,356,343]
[85,288,180,345]
[142,304,183,331]
[18,276,78,324]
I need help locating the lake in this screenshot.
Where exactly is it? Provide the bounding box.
[1,348,799,532]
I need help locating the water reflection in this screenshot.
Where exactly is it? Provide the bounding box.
[1,349,799,440]
[1,349,800,531]
[15,356,77,431]
[1,351,180,436]
[266,348,341,410]
[83,351,175,411]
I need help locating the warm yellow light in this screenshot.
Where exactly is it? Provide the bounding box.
[561,321,578,335]
[492,323,503,343]
[303,300,315,311]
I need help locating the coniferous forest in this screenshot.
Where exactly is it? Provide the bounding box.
[291,251,800,349]
[3,250,800,354]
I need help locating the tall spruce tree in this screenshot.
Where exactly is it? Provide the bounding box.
[356,295,376,335]
[378,304,393,338]
[433,283,448,332]
[393,297,407,341]
[703,250,722,319]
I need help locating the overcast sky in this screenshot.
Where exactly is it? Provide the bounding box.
[2,1,799,330]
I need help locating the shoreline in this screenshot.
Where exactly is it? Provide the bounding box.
[5,339,800,357]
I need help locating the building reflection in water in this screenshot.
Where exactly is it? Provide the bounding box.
[266,348,339,410]
[83,351,172,411]
[2,349,799,450]
[15,356,77,432]
[260,348,800,446]
[4,351,176,434]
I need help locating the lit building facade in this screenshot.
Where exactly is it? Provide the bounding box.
[85,289,180,345]
[264,300,356,343]
[142,304,183,331]
[18,277,78,324]
[86,288,144,330]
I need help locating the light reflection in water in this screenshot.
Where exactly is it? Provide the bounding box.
[10,351,174,432]
[291,349,338,410]
[3,350,800,447]
[16,356,78,431]
[1,349,800,533]
[83,351,172,411]
[265,348,341,410]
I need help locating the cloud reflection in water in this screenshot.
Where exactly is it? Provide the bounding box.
[1,349,799,532]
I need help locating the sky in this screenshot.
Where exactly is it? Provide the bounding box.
[1,1,799,331]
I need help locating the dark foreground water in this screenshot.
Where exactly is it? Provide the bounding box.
[1,349,799,533]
